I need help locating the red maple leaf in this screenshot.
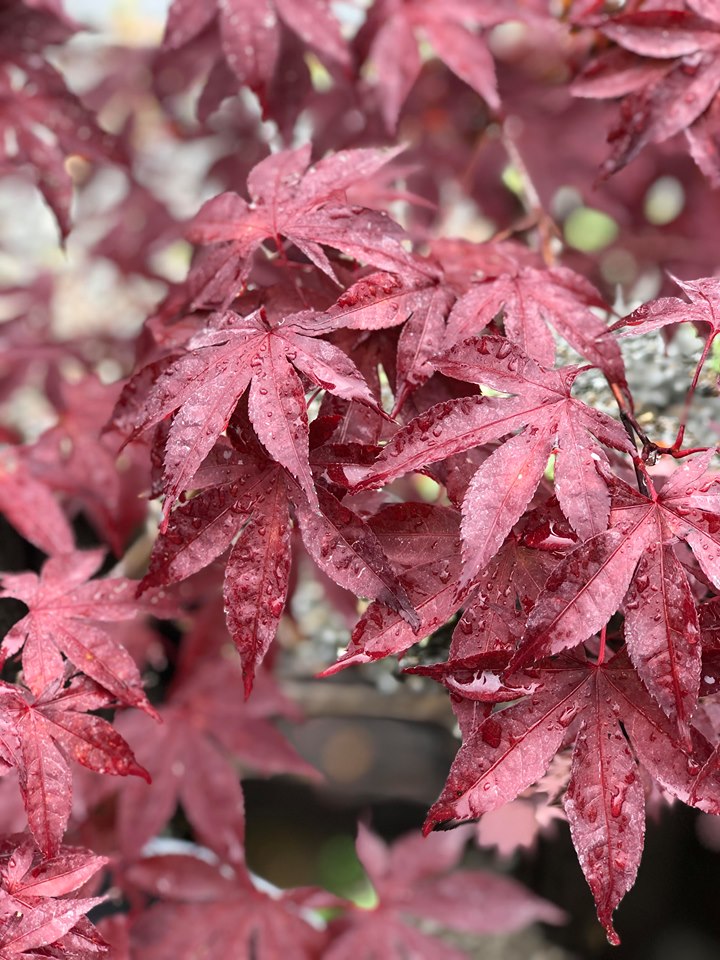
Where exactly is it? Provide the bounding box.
[186,145,425,299]
[444,263,625,378]
[0,832,107,901]
[125,850,326,960]
[509,451,720,745]
[0,549,164,712]
[423,648,720,944]
[611,275,720,436]
[612,274,720,339]
[311,270,456,410]
[114,657,317,862]
[113,305,384,520]
[139,434,416,692]
[0,447,74,557]
[404,527,567,735]
[26,376,150,556]
[161,0,348,111]
[0,830,110,959]
[323,824,564,958]
[357,0,523,130]
[0,2,124,237]
[0,676,149,857]
[572,5,720,181]
[353,336,632,586]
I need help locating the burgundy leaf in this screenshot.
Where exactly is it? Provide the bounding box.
[1,550,156,712]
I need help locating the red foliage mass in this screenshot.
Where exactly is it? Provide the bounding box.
[3,0,720,954]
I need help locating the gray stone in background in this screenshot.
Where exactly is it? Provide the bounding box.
[562,326,720,452]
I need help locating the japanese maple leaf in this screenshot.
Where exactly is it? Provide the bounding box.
[310,269,455,409]
[0,549,162,712]
[406,528,568,736]
[572,6,720,181]
[444,263,625,378]
[138,436,416,692]
[508,451,720,745]
[0,0,124,239]
[113,306,381,518]
[324,824,563,959]
[357,0,523,130]
[0,676,149,857]
[611,273,720,345]
[125,851,326,960]
[424,648,720,944]
[0,889,106,960]
[353,336,632,586]
[0,447,74,556]
[0,833,107,903]
[186,145,424,294]
[162,0,348,108]
[0,831,110,958]
[114,658,317,862]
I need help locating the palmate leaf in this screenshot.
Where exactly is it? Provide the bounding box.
[357,0,529,130]
[353,336,632,585]
[320,502,465,674]
[407,532,564,737]
[0,890,107,959]
[114,660,316,863]
[509,453,720,745]
[0,834,107,901]
[186,145,424,296]
[162,0,348,109]
[126,850,325,960]
[113,307,381,519]
[301,269,458,407]
[140,437,416,693]
[0,447,74,557]
[26,375,150,556]
[572,6,720,180]
[0,550,163,713]
[0,831,110,957]
[0,677,148,857]
[323,824,563,959]
[445,265,625,378]
[0,1,123,238]
[423,648,720,944]
[611,274,720,338]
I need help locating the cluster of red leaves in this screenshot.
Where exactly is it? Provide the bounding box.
[3,0,720,955]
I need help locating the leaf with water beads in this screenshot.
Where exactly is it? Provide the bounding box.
[187,144,419,290]
[563,675,645,946]
[424,648,719,943]
[572,8,720,179]
[353,336,631,585]
[224,469,292,696]
[610,274,720,338]
[511,453,720,678]
[296,485,419,630]
[0,550,162,714]
[445,265,624,378]
[0,677,148,857]
[623,542,701,749]
[113,308,380,518]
